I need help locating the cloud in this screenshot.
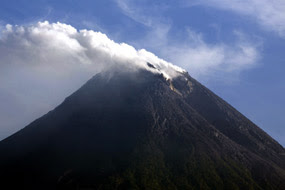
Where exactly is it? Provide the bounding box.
[187,0,285,38]
[0,21,183,77]
[116,0,153,26]
[0,21,184,140]
[114,1,261,81]
[115,0,169,27]
[159,29,261,81]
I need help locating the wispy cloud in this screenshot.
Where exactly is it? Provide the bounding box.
[140,27,260,82]
[187,0,285,38]
[115,0,261,81]
[116,0,153,26]
[115,0,170,27]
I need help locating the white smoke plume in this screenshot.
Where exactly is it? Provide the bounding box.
[0,21,185,140]
[0,21,184,79]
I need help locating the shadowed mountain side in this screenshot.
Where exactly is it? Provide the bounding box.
[0,69,284,189]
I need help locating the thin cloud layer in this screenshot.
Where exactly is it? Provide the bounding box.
[160,30,260,81]
[189,0,285,38]
[115,0,261,81]
[116,0,154,27]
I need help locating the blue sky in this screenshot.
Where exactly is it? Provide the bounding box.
[0,0,284,146]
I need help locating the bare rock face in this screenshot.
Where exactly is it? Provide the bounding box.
[0,69,284,189]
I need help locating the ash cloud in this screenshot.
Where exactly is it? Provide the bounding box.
[0,21,184,140]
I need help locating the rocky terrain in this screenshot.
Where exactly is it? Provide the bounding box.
[0,66,284,189]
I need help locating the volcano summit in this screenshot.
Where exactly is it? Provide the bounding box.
[0,62,284,189]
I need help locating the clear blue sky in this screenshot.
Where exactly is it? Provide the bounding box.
[0,0,284,146]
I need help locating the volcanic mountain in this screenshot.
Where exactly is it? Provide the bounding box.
[0,64,284,190]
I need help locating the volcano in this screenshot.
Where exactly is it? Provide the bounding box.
[0,65,284,189]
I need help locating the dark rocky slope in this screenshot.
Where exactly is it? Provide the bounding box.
[0,69,284,189]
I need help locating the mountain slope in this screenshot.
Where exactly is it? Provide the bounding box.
[0,68,284,189]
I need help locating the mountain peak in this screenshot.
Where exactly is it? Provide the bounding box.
[0,69,284,189]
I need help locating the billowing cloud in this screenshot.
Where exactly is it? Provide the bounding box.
[0,21,184,140]
[188,0,285,38]
[0,21,183,78]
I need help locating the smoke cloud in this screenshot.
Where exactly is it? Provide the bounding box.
[0,21,184,140]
